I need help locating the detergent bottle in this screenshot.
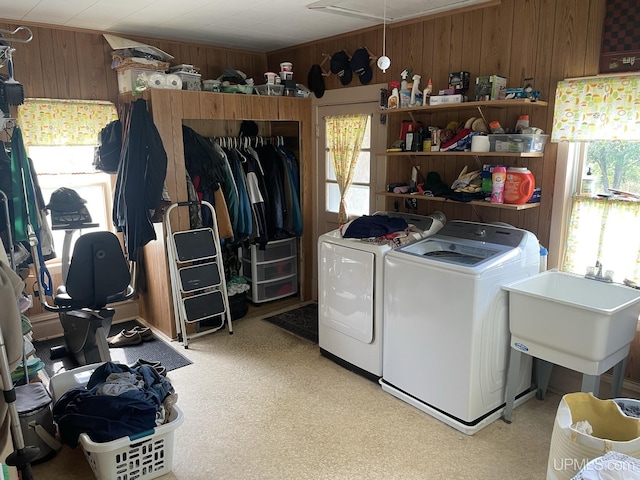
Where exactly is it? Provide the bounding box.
[504,167,535,204]
[387,81,400,109]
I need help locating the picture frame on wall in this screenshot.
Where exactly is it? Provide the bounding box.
[599,0,640,74]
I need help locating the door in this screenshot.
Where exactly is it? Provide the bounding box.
[316,102,387,235]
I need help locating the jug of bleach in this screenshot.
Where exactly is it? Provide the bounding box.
[504,167,535,204]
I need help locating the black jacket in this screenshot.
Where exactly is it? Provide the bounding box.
[113,99,167,261]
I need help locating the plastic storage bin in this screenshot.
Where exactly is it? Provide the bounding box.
[254,84,284,96]
[488,134,548,153]
[243,237,296,263]
[241,257,296,282]
[254,275,298,302]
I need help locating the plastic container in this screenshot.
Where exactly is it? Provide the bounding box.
[254,84,284,96]
[489,121,505,134]
[514,115,530,133]
[280,62,293,72]
[80,406,184,480]
[504,167,535,204]
[488,134,549,153]
[490,166,506,204]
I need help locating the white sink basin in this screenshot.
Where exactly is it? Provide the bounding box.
[503,270,640,375]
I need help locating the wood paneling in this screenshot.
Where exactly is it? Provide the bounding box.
[267,0,607,248]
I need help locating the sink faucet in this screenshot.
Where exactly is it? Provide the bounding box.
[586,260,612,282]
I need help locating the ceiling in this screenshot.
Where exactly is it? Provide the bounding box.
[0,0,495,53]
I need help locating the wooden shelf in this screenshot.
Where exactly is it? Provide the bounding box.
[379,98,548,115]
[380,151,544,158]
[377,191,540,211]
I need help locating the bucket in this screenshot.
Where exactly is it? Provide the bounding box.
[504,167,535,204]
[280,62,293,72]
[264,72,278,84]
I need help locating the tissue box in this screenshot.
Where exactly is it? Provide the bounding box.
[474,75,507,101]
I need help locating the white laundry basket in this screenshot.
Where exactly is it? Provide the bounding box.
[80,405,183,480]
[51,365,183,480]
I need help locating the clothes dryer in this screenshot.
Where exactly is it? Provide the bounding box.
[380,220,540,434]
[318,211,444,380]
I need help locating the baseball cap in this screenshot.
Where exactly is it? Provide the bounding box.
[307,64,326,98]
[330,50,352,86]
[351,47,373,84]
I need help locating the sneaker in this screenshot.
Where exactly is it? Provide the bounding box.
[107,329,142,347]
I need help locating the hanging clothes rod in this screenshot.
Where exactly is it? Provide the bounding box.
[0,26,33,43]
[211,135,289,149]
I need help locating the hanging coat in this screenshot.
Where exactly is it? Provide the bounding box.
[113,99,168,261]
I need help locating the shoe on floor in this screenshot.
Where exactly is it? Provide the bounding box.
[131,326,154,341]
[131,358,162,368]
[108,329,142,347]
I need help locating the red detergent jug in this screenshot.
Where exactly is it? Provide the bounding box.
[504,167,535,204]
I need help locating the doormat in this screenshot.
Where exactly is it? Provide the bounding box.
[33,320,193,378]
[264,303,318,343]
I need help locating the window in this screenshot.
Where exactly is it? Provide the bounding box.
[28,145,112,259]
[324,114,371,217]
[562,141,640,284]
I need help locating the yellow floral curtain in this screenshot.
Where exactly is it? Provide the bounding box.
[325,114,368,225]
[17,98,118,146]
[551,74,640,142]
[564,196,640,283]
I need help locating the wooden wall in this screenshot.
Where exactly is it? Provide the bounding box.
[0,21,268,106]
[267,0,608,250]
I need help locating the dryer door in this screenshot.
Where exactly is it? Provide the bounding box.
[319,242,374,343]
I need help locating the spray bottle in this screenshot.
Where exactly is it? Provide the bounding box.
[422,78,433,106]
[400,70,411,108]
[410,74,421,107]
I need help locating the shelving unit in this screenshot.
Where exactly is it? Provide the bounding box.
[379,99,549,212]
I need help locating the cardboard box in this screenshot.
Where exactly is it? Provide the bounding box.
[474,75,507,101]
[449,71,470,90]
[429,94,464,105]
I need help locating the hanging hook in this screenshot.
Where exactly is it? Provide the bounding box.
[0,26,34,43]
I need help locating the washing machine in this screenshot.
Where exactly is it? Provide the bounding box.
[380,220,540,434]
[318,211,445,380]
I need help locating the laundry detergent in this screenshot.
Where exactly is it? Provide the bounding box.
[504,167,535,204]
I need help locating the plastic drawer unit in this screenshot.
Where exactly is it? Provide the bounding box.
[242,237,298,303]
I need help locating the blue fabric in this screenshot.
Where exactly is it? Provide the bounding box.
[53,362,174,447]
[342,215,408,239]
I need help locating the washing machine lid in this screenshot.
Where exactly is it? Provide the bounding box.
[394,221,534,270]
[400,237,510,267]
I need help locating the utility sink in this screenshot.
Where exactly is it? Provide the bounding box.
[503,270,640,375]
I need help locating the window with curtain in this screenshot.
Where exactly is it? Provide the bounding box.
[324,114,370,225]
[552,75,640,284]
[17,99,118,257]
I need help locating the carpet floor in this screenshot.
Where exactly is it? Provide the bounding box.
[263,302,318,343]
[33,319,192,378]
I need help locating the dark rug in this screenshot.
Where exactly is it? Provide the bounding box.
[33,320,193,378]
[264,303,318,343]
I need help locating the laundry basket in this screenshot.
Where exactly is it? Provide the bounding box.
[51,365,183,480]
[79,405,183,480]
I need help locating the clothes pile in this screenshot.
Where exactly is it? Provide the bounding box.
[53,362,177,448]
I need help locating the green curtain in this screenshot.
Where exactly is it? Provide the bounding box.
[325,114,368,225]
[17,98,118,146]
[551,74,640,142]
[564,195,640,283]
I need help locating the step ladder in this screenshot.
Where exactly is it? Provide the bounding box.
[165,200,233,348]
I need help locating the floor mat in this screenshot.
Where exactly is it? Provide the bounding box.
[263,303,318,343]
[33,320,193,378]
